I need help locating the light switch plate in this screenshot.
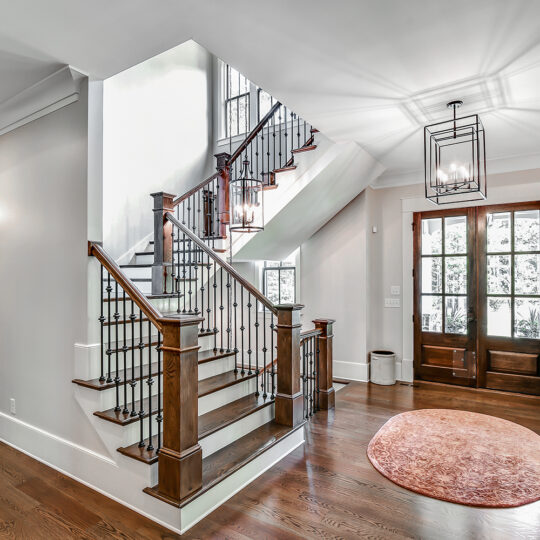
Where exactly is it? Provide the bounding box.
[391,285,400,295]
[385,298,400,308]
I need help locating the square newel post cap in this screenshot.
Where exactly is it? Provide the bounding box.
[275,304,305,311]
[150,192,177,211]
[313,318,336,336]
[214,152,231,170]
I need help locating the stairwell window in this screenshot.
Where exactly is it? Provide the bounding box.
[224,64,250,138]
[262,261,296,305]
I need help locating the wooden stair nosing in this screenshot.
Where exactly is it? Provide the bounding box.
[142,421,304,507]
[73,343,225,391]
[273,165,296,174]
[291,144,317,154]
[115,393,274,461]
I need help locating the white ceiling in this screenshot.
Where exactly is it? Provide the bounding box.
[1,0,540,185]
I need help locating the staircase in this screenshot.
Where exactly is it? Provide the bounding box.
[74,101,335,533]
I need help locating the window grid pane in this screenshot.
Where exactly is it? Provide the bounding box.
[421,215,468,334]
[486,210,540,338]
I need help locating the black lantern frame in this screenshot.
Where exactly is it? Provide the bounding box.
[424,101,487,205]
[229,159,264,233]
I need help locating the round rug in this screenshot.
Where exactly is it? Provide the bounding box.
[367,409,540,508]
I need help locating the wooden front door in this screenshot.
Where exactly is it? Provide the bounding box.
[477,203,540,395]
[413,208,477,386]
[414,202,540,395]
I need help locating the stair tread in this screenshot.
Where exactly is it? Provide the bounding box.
[273,165,297,173]
[292,144,317,153]
[114,393,272,452]
[73,343,222,391]
[143,421,301,507]
[198,370,257,398]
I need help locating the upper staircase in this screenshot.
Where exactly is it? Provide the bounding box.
[74,98,336,533]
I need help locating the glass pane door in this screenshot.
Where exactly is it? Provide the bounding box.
[414,208,476,387]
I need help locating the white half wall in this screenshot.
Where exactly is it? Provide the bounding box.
[0,79,108,456]
[103,40,215,260]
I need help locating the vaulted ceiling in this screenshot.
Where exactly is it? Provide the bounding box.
[1,0,540,186]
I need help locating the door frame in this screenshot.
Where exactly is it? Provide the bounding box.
[414,200,540,395]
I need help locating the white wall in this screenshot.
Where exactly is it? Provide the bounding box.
[103,40,215,260]
[0,80,107,454]
[299,190,370,381]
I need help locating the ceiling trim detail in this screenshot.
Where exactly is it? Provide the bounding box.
[0,66,85,137]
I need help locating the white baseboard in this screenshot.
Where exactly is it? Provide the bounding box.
[0,408,304,535]
[333,360,369,382]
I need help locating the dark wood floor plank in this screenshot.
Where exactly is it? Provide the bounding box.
[1,382,539,538]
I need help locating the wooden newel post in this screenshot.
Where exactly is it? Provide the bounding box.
[155,316,203,504]
[215,152,230,238]
[313,319,336,410]
[150,192,176,295]
[275,304,305,427]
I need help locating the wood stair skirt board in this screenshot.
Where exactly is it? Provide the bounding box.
[117,393,273,462]
[143,421,305,511]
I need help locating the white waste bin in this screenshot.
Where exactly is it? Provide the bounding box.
[370,350,396,385]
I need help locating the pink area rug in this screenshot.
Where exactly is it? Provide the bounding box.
[367,409,540,508]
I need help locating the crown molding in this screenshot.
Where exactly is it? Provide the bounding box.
[0,66,85,137]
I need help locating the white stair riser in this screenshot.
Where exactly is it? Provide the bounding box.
[198,355,236,380]
[121,266,152,280]
[98,378,259,447]
[200,403,274,458]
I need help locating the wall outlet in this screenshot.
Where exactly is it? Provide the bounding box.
[391,285,400,295]
[384,298,400,308]
[10,398,16,415]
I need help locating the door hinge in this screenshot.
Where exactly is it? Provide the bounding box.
[412,314,414,323]
[412,268,415,278]
[411,222,415,231]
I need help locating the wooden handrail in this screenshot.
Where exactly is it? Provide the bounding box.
[300,328,322,341]
[228,101,282,165]
[165,212,278,315]
[88,241,164,332]
[172,172,220,207]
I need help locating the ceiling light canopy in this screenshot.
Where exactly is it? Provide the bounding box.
[424,100,487,205]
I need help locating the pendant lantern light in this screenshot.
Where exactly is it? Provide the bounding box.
[424,100,487,204]
[229,159,264,232]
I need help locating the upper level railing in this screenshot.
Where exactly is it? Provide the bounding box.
[161,101,316,253]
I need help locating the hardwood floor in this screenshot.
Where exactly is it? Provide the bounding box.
[1,382,539,539]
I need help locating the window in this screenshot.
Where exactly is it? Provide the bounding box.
[262,261,296,305]
[486,209,540,339]
[220,61,282,139]
[224,64,250,137]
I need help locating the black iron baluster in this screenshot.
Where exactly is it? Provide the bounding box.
[213,260,217,351]
[206,256,211,332]
[260,128,265,183]
[226,273,231,352]
[106,273,112,383]
[297,113,301,149]
[272,113,276,174]
[240,288,245,375]
[233,279,238,373]
[171,222,176,296]
[156,332,162,453]
[262,305,267,399]
[303,119,307,147]
[309,337,314,416]
[270,313,275,399]
[130,300,137,417]
[247,293,252,375]
[99,265,105,382]
[147,321,154,452]
[176,225,181,313]
[182,231,187,313]
[114,282,120,412]
[122,290,129,415]
[219,268,224,352]
[138,309,145,447]
[266,124,270,183]
[284,106,288,165]
[188,232,193,314]
[255,299,259,396]
[278,107,283,169]
[302,340,307,418]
